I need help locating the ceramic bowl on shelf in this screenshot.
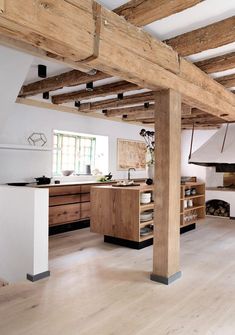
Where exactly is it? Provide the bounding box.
[140,210,153,222]
[140,192,151,204]
[140,227,152,236]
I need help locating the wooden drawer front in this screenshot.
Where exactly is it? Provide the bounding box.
[80,193,90,202]
[49,194,81,206]
[49,204,81,226]
[80,185,91,194]
[49,185,81,196]
[81,202,90,219]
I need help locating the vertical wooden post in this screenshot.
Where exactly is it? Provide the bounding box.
[151,89,181,285]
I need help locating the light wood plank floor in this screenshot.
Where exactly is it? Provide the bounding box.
[0,217,235,335]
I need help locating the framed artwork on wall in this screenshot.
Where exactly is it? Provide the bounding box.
[117,138,146,170]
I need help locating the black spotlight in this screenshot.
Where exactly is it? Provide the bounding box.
[43,92,49,100]
[117,93,123,100]
[38,64,47,78]
[86,82,94,91]
[102,109,108,114]
[75,101,81,108]
[144,102,150,109]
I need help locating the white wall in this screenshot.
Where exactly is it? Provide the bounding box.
[0,102,149,183]
[181,129,217,182]
[0,186,49,283]
[0,45,33,128]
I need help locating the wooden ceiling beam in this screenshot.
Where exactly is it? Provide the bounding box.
[105,103,191,117]
[79,91,155,111]
[19,70,110,97]
[195,52,235,74]
[52,81,139,105]
[104,105,154,117]
[1,0,235,120]
[216,73,235,88]
[165,16,235,56]
[114,0,203,27]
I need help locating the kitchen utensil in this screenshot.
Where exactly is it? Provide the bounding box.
[104,172,112,180]
[35,176,51,185]
[7,182,30,186]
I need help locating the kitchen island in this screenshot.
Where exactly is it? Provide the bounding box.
[91,182,206,249]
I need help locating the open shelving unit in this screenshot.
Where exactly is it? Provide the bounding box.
[180,182,206,229]
[139,187,154,242]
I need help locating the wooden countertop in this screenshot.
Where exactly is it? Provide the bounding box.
[92,183,153,191]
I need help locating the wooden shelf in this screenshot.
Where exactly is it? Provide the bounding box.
[140,220,154,228]
[140,233,153,241]
[180,194,205,200]
[0,144,52,151]
[184,205,205,212]
[140,203,154,211]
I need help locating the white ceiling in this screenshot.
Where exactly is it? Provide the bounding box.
[23,0,235,104]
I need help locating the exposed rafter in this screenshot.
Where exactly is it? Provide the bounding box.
[19,70,110,97]
[104,103,191,117]
[114,0,203,27]
[104,105,154,117]
[165,16,235,56]
[216,73,235,88]
[52,81,139,105]
[79,91,154,111]
[1,0,235,120]
[195,52,235,74]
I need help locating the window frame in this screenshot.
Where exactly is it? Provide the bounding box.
[53,132,96,176]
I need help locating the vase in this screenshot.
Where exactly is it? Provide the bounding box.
[146,164,155,180]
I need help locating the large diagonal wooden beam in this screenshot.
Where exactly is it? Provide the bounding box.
[20,50,235,98]
[114,0,203,27]
[165,16,235,56]
[19,70,110,97]
[52,81,138,104]
[0,0,235,120]
[216,73,235,88]
[195,52,235,74]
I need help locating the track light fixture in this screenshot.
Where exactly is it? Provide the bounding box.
[144,102,150,109]
[75,101,81,108]
[43,92,49,100]
[38,64,47,78]
[86,82,94,91]
[117,93,123,100]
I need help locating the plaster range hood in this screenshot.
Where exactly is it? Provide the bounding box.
[189,124,235,172]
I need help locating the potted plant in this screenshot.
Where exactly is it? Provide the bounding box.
[140,129,155,180]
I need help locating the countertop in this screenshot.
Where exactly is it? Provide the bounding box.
[30,178,146,188]
[34,180,116,188]
[92,183,153,191]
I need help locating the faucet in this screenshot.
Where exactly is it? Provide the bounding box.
[128,168,136,181]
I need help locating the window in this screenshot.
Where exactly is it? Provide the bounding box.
[53,131,96,175]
